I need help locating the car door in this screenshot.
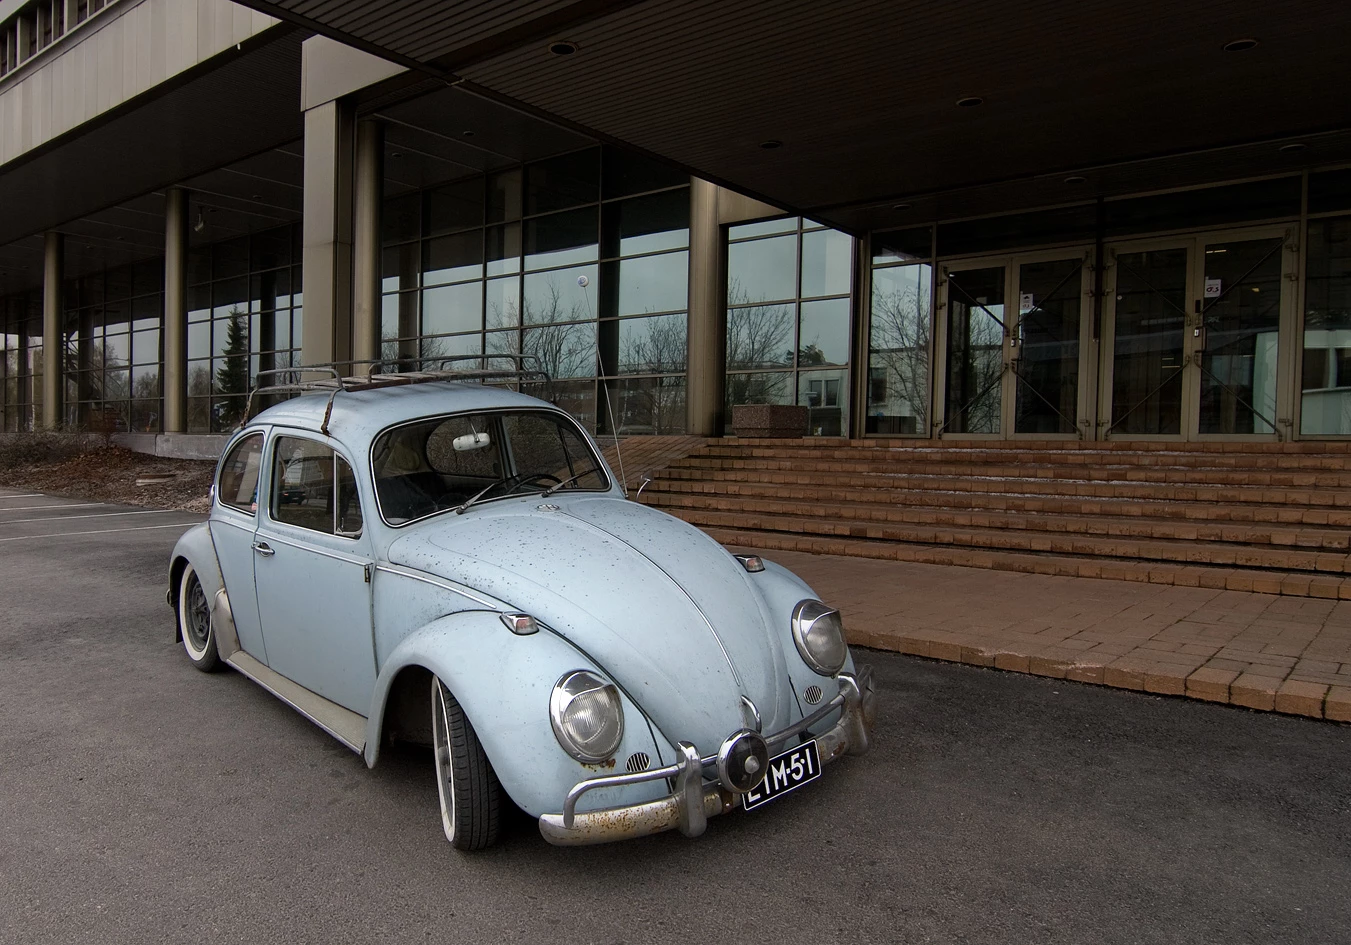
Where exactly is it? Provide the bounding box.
[252,432,376,715]
[208,431,268,662]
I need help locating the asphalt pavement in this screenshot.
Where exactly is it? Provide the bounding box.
[1,486,1349,945]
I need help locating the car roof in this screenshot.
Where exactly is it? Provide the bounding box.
[246,381,563,446]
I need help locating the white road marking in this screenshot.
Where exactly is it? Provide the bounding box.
[0,522,198,543]
[0,493,45,498]
[0,509,186,526]
[0,502,107,512]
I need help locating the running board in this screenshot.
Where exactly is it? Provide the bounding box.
[226,652,366,754]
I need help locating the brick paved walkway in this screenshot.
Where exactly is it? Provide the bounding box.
[741,546,1351,722]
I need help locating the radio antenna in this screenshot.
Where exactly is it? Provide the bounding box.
[576,274,627,496]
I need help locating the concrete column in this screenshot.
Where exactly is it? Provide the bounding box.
[163,187,188,433]
[685,178,725,436]
[41,232,63,430]
[352,119,384,366]
[301,99,356,373]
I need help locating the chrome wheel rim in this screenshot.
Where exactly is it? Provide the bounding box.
[431,677,457,844]
[183,572,210,653]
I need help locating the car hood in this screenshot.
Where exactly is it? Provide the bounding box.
[385,495,798,754]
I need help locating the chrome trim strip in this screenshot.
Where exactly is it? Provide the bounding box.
[373,563,498,607]
[225,651,366,754]
[255,532,370,566]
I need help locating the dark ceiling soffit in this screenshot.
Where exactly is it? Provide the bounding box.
[807,122,1351,221]
[227,0,649,78]
[0,23,297,190]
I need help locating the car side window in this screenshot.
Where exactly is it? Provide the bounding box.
[271,436,363,538]
[218,433,263,513]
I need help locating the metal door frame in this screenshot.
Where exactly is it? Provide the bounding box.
[1097,225,1296,442]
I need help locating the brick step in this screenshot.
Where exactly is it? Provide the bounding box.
[662,506,1351,574]
[654,466,1351,508]
[726,437,1351,455]
[695,444,1351,471]
[645,477,1351,527]
[667,455,1351,489]
[700,526,1351,600]
[641,490,1351,549]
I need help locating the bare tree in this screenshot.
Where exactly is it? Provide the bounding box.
[868,269,932,433]
[615,315,687,434]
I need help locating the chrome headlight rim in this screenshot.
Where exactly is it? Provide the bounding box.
[549,670,625,764]
[792,599,848,677]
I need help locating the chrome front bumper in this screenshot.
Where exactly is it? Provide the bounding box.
[538,667,876,846]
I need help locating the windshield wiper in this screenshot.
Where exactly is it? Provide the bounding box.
[541,470,593,497]
[453,478,506,515]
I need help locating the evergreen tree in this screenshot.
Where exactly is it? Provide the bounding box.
[215,308,250,427]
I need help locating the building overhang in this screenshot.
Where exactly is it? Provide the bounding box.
[229,0,1351,234]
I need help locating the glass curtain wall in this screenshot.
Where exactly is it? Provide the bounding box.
[0,290,42,432]
[186,225,303,433]
[867,227,933,435]
[1302,214,1351,434]
[724,217,853,435]
[380,146,690,434]
[63,258,163,432]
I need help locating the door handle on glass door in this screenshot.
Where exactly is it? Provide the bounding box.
[252,541,275,557]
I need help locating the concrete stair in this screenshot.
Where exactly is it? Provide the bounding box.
[635,438,1351,600]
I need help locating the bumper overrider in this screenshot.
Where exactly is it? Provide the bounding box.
[538,667,876,845]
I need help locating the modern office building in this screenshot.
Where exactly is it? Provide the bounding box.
[2,0,1349,447]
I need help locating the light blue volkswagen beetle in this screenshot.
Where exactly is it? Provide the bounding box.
[168,369,875,849]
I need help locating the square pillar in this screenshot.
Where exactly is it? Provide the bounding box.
[685,178,726,436]
[42,232,63,430]
[163,187,188,432]
[352,119,384,365]
[301,99,356,372]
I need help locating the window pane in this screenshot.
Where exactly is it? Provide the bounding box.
[486,276,520,329]
[132,328,160,366]
[1301,215,1351,434]
[613,376,686,434]
[425,176,485,235]
[422,282,482,336]
[727,304,793,370]
[867,263,931,435]
[729,218,798,240]
[873,227,932,265]
[272,437,335,534]
[218,434,263,511]
[523,322,597,378]
[525,149,599,215]
[799,369,848,436]
[602,147,688,200]
[616,313,687,375]
[801,229,852,298]
[728,235,796,304]
[421,332,482,363]
[423,231,483,286]
[618,251,688,316]
[336,457,364,536]
[525,207,598,271]
[799,297,850,366]
[486,223,522,276]
[487,169,522,223]
[382,243,421,293]
[383,191,421,244]
[524,266,597,325]
[602,190,689,256]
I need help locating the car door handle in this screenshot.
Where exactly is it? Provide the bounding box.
[252,541,275,557]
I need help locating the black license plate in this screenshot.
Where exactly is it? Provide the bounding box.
[742,739,821,811]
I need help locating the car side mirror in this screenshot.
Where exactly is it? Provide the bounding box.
[453,432,491,452]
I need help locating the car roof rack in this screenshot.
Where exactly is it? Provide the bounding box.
[239,355,553,434]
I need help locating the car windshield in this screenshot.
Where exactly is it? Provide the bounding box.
[371,410,609,526]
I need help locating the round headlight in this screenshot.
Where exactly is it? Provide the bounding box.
[792,599,848,676]
[549,671,625,763]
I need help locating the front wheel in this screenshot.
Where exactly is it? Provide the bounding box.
[178,564,223,672]
[431,676,502,850]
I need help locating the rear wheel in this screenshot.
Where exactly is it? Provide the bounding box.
[178,564,223,672]
[431,676,502,850]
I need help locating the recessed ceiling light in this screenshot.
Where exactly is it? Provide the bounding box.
[549,40,578,56]
[462,130,475,138]
[892,203,912,211]
[956,96,984,108]
[1280,142,1307,152]
[1064,175,1087,184]
[759,139,783,150]
[1223,38,1258,52]
[391,151,404,158]
[251,194,262,200]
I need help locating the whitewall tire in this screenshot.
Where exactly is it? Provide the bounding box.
[178,564,223,673]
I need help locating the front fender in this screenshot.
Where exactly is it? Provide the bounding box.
[365,611,672,818]
[168,523,223,636]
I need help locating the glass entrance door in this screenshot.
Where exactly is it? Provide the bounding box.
[1101,229,1292,440]
[939,255,1090,437]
